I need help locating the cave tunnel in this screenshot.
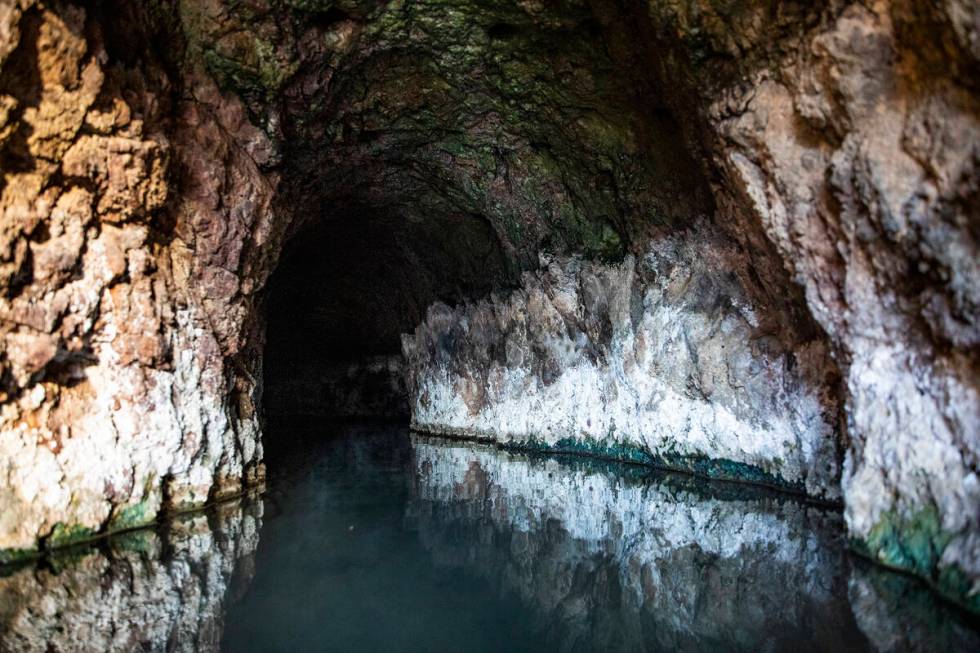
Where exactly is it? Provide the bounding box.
[2,0,979,646]
[252,0,726,458]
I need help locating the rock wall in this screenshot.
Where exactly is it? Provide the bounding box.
[637,0,980,611]
[0,1,272,556]
[403,226,842,499]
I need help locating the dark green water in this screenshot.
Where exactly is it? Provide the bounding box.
[222,424,547,653]
[1,422,977,652]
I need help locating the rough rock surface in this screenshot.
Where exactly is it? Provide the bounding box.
[0,497,262,652]
[638,0,980,610]
[403,228,842,498]
[0,1,271,556]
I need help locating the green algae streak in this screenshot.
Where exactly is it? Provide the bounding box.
[109,499,157,532]
[0,546,37,565]
[499,434,807,494]
[46,523,96,549]
[853,507,979,614]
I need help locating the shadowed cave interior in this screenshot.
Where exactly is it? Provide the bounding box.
[262,202,514,421]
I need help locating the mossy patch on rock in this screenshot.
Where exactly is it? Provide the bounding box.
[45,523,96,549]
[853,507,978,613]
[204,43,299,103]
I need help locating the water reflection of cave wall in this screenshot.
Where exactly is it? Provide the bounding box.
[0,499,262,653]
[408,436,980,652]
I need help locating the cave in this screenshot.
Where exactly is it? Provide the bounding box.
[0,0,979,649]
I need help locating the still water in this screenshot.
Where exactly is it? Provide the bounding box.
[1,422,977,652]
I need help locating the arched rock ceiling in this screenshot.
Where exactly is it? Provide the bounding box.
[192,0,714,265]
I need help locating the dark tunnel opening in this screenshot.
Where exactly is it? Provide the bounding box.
[261,203,514,426]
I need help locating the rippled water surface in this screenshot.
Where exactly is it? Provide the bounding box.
[1,422,977,652]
